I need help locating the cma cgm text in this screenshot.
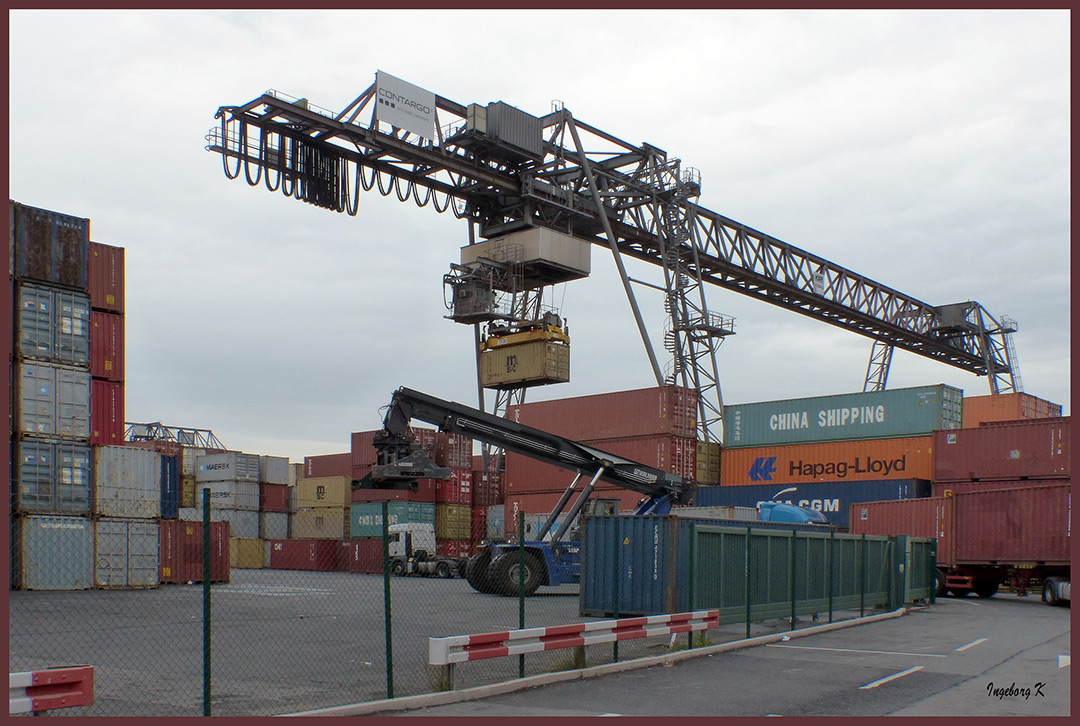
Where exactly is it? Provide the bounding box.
[770,405,887,431]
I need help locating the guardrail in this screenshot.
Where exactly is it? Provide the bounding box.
[9,666,94,715]
[429,610,719,690]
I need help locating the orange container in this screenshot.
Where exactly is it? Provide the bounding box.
[720,436,934,486]
[962,392,1063,427]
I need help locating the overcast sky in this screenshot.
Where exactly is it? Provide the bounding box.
[9,9,1070,462]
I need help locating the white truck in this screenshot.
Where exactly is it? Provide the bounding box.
[386,522,465,579]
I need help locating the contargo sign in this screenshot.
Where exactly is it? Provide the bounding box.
[375,71,435,141]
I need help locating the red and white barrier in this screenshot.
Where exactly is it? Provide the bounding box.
[429,609,720,666]
[9,666,94,715]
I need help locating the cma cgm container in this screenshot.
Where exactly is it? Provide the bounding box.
[10,201,90,289]
[694,479,931,530]
[720,437,934,487]
[13,514,95,590]
[158,520,230,584]
[723,384,962,449]
[932,417,1070,482]
[850,483,1070,598]
[13,438,92,514]
[963,392,1063,427]
[94,518,159,589]
[506,385,698,441]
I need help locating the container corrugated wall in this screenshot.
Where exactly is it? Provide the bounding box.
[963,392,1063,426]
[93,445,163,518]
[506,385,698,440]
[90,378,125,445]
[720,436,934,486]
[15,514,95,590]
[932,417,1070,482]
[89,311,124,381]
[722,384,962,448]
[951,484,1071,565]
[15,362,90,439]
[87,241,124,313]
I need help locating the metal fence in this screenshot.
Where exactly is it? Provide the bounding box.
[8,502,935,717]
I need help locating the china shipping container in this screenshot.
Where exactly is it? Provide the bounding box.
[694,479,932,530]
[260,483,289,512]
[89,310,124,381]
[87,240,125,313]
[849,483,1070,596]
[259,455,289,485]
[268,539,350,572]
[303,452,352,478]
[90,378,125,445]
[259,511,289,540]
[722,384,962,449]
[94,518,159,589]
[158,519,230,584]
[93,445,163,518]
[196,451,261,483]
[963,392,1063,427]
[13,438,92,514]
[15,361,91,439]
[297,475,351,508]
[10,201,90,289]
[13,514,95,590]
[720,436,935,487]
[15,282,90,364]
[293,506,349,539]
[350,501,436,538]
[932,417,1070,482]
[506,385,698,441]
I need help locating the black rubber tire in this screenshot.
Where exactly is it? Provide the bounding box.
[390,559,406,576]
[465,550,500,594]
[935,569,949,598]
[974,579,999,599]
[435,561,452,579]
[486,551,544,597]
[1042,579,1058,606]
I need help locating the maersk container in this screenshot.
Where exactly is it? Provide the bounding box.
[87,241,125,314]
[350,501,436,538]
[695,479,931,530]
[10,201,90,290]
[94,518,159,589]
[13,439,92,514]
[932,417,1070,482]
[16,361,90,439]
[723,384,963,449]
[93,445,163,519]
[196,451,260,483]
[192,480,260,511]
[579,514,835,617]
[15,514,95,590]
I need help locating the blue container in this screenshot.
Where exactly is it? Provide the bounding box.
[580,514,833,617]
[694,479,931,530]
[13,439,92,514]
[15,514,95,590]
[161,454,180,520]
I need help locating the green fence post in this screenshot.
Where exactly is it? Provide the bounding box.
[202,489,211,717]
[744,526,751,640]
[687,523,695,649]
[518,511,525,680]
[382,502,393,699]
[789,531,796,631]
[860,534,867,618]
[827,530,834,624]
[612,515,620,662]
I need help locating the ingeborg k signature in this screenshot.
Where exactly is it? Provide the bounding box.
[986,682,1046,700]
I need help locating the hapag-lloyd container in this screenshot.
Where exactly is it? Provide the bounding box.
[87,241,125,313]
[14,514,95,590]
[94,445,163,518]
[90,310,124,381]
[719,436,934,486]
[694,479,932,530]
[932,417,1070,482]
[963,392,1063,427]
[506,385,698,440]
[13,439,92,514]
[158,519,230,584]
[10,201,90,289]
[94,518,159,589]
[722,384,963,449]
[196,452,260,483]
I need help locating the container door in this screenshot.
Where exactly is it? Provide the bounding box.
[17,363,56,436]
[55,366,91,439]
[16,284,55,359]
[96,519,127,588]
[127,520,160,587]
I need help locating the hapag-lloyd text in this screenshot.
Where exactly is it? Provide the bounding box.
[790,455,907,479]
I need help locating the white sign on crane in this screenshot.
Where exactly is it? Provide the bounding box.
[375,70,436,140]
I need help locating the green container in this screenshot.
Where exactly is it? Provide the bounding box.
[349,502,435,538]
[723,384,963,449]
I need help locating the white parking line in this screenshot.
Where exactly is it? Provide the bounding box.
[765,644,946,658]
[955,637,988,651]
[859,665,924,690]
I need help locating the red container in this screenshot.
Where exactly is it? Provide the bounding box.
[436,539,473,559]
[933,417,1070,482]
[436,468,472,504]
[268,539,349,571]
[506,385,698,440]
[87,241,124,313]
[90,310,124,382]
[931,478,1065,498]
[472,470,504,507]
[90,378,125,445]
[260,483,289,512]
[348,538,385,574]
[471,505,487,542]
[435,433,472,469]
[304,452,352,478]
[158,519,230,584]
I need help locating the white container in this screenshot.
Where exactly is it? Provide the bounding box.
[259,455,289,485]
[194,480,260,511]
[93,445,162,519]
[95,518,160,589]
[196,452,260,482]
[259,511,289,540]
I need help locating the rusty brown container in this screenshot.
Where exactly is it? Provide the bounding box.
[506,385,698,441]
[90,310,124,381]
[348,538,385,574]
[932,417,1070,482]
[87,241,124,313]
[11,201,89,290]
[90,378,125,446]
[849,497,954,565]
[303,452,352,478]
[720,436,934,486]
[963,393,1063,427]
[951,484,1071,565]
[931,478,1067,498]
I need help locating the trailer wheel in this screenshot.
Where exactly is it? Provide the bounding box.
[974,579,999,598]
[390,559,406,576]
[436,561,452,579]
[1042,578,1059,606]
[465,551,500,594]
[487,551,543,597]
[935,569,948,598]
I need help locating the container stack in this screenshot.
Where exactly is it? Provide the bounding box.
[696,384,964,529]
[962,392,1063,427]
[10,201,96,590]
[502,385,700,534]
[88,240,125,446]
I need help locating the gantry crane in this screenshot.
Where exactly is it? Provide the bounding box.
[205,72,1022,448]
